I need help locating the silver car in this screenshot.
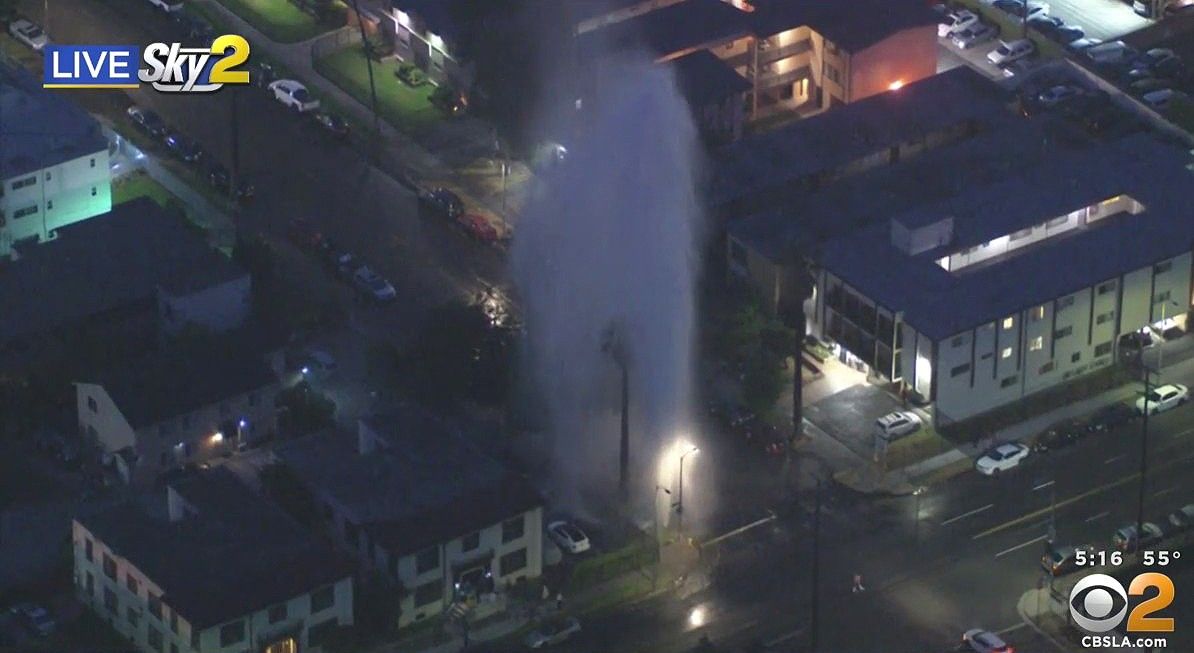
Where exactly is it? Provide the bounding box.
[953,23,998,49]
[874,411,922,441]
[525,617,581,648]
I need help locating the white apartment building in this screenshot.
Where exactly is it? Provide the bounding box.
[73,469,354,653]
[1,63,111,259]
[278,411,544,628]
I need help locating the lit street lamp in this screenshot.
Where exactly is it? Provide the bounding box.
[675,445,699,531]
[911,486,926,542]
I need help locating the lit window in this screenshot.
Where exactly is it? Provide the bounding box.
[1002,317,1014,330]
[1001,347,1013,359]
[1029,336,1043,351]
[1030,306,1045,321]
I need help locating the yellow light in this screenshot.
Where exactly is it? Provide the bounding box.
[211,431,224,444]
[888,80,905,91]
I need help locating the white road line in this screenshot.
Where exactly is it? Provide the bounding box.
[765,627,804,648]
[941,503,994,526]
[995,534,1050,558]
[1034,480,1056,492]
[1104,454,1125,464]
[996,621,1030,636]
[1154,486,1178,498]
[1085,511,1110,523]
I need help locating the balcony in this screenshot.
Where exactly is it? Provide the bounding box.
[758,39,813,64]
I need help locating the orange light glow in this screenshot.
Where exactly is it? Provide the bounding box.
[888,80,905,91]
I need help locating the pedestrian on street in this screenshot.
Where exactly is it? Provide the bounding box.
[852,573,865,593]
[556,592,564,611]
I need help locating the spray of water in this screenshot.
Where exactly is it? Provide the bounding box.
[512,51,705,524]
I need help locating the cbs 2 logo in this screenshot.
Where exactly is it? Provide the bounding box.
[1070,572,1175,633]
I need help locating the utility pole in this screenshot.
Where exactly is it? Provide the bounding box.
[348,0,382,162]
[1137,360,1150,545]
[809,479,821,653]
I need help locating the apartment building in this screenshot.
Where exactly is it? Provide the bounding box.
[76,347,279,484]
[277,410,544,629]
[73,469,354,653]
[0,63,111,259]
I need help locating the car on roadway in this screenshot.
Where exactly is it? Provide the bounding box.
[988,39,1035,66]
[874,411,922,441]
[975,442,1030,476]
[939,9,980,37]
[1168,504,1194,532]
[1086,402,1136,432]
[547,520,591,554]
[1113,522,1164,552]
[268,80,320,113]
[147,0,185,11]
[418,187,464,219]
[312,110,350,139]
[952,23,998,49]
[1041,543,1095,576]
[1037,84,1083,107]
[1135,383,1189,415]
[9,603,55,637]
[127,105,169,138]
[962,627,1014,653]
[163,133,204,163]
[352,265,397,302]
[8,19,48,51]
[525,617,581,648]
[207,163,255,202]
[1031,419,1083,453]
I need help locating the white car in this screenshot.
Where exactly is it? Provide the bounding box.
[147,0,184,11]
[525,617,581,649]
[8,19,48,51]
[1135,383,1189,415]
[975,442,1030,476]
[963,628,1014,653]
[352,265,397,302]
[988,39,1035,66]
[939,10,980,37]
[1037,84,1082,107]
[1085,40,1137,65]
[874,411,922,441]
[953,23,998,49]
[547,520,591,554]
[268,79,320,113]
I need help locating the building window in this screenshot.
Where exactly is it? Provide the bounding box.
[127,606,140,628]
[85,571,94,596]
[1039,361,1054,374]
[1155,260,1173,274]
[950,334,967,347]
[1097,281,1116,295]
[1096,311,1115,325]
[415,546,439,574]
[46,200,53,210]
[1072,352,1082,363]
[308,619,338,648]
[500,548,528,576]
[1095,341,1112,357]
[1047,215,1069,228]
[91,186,97,196]
[1001,375,1018,388]
[219,620,245,647]
[169,611,178,634]
[102,553,117,579]
[126,574,139,595]
[104,587,118,612]
[1030,305,1045,321]
[269,603,288,624]
[12,205,38,219]
[11,175,35,190]
[191,628,199,650]
[90,157,96,168]
[1155,290,1172,304]
[1010,227,1033,241]
[462,531,480,552]
[1002,317,1014,330]
[311,585,335,613]
[148,627,163,652]
[950,363,970,378]
[1054,326,1073,339]
[1057,296,1075,311]
[88,396,98,413]
[1001,347,1013,359]
[414,580,443,607]
[980,351,993,361]
[148,594,163,620]
[502,516,525,543]
[85,538,93,561]
[1029,336,1043,351]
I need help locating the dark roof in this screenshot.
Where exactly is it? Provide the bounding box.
[817,131,1194,340]
[579,0,751,59]
[669,50,751,106]
[748,0,940,51]
[76,469,352,630]
[712,67,1015,208]
[84,345,276,429]
[0,198,247,344]
[278,409,542,557]
[0,63,108,179]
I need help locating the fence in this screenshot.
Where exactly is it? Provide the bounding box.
[310,27,362,59]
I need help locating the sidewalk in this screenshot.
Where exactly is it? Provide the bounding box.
[836,336,1194,495]
[196,0,532,235]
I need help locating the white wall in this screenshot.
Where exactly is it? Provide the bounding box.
[76,383,135,454]
[1,149,112,257]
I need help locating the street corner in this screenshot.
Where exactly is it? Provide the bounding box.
[832,465,917,497]
[1017,587,1081,652]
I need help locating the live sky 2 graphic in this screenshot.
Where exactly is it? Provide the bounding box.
[41,35,251,92]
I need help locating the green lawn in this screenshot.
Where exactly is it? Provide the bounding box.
[0,33,42,70]
[214,0,336,43]
[314,46,442,132]
[112,170,178,208]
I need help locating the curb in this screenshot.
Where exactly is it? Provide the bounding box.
[1017,588,1075,652]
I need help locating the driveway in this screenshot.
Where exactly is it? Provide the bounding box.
[803,384,907,460]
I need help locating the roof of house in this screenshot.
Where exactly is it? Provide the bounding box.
[748,0,940,51]
[278,408,542,557]
[0,63,108,179]
[76,469,353,631]
[668,49,751,106]
[814,131,1194,340]
[712,66,1015,208]
[0,198,247,345]
[578,0,752,59]
[82,344,276,429]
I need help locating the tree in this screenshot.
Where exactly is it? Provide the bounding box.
[740,346,785,418]
[276,381,336,437]
[781,260,816,441]
[397,301,513,410]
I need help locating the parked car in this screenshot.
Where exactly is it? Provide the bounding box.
[1066,37,1103,53]
[251,61,278,88]
[1112,522,1163,552]
[268,79,320,113]
[1167,504,1194,531]
[1086,402,1137,432]
[988,39,1036,66]
[975,442,1030,476]
[1031,419,1083,453]
[1041,544,1095,576]
[1002,59,1037,78]
[147,0,184,11]
[547,520,591,554]
[418,187,464,219]
[1085,41,1138,66]
[1135,383,1189,415]
[874,411,922,442]
[8,19,48,50]
[207,163,255,202]
[1052,25,1086,44]
[312,110,350,139]
[163,132,204,163]
[352,265,397,302]
[395,62,427,87]
[953,23,998,49]
[962,627,1014,653]
[525,617,581,649]
[9,603,55,637]
[1037,84,1083,107]
[939,9,980,37]
[1142,88,1184,111]
[127,105,169,138]
[993,0,1049,18]
[1027,14,1063,34]
[456,213,501,242]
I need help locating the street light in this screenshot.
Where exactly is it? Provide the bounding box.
[1138,298,1183,544]
[911,486,926,542]
[675,445,699,531]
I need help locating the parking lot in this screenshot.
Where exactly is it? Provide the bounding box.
[1037,0,1152,39]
